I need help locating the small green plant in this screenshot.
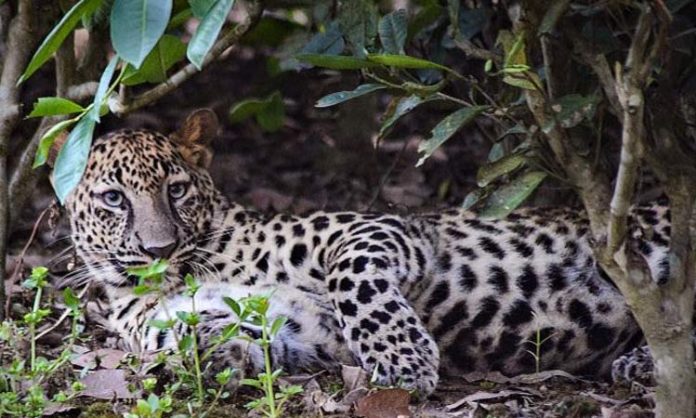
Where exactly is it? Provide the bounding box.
[225,295,303,418]
[524,312,555,374]
[126,260,238,418]
[0,266,84,417]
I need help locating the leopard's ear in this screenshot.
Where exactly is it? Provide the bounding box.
[47,131,69,168]
[171,108,219,168]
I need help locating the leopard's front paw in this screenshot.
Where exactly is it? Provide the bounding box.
[362,327,440,396]
[611,345,654,385]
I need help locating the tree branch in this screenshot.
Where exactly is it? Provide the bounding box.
[113,0,263,116]
[453,36,501,62]
[566,26,621,116]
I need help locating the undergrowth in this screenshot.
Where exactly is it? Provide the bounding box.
[0,262,302,418]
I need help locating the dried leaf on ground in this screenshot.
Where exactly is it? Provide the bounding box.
[355,388,411,418]
[342,364,369,392]
[71,348,128,369]
[446,389,540,411]
[79,369,137,400]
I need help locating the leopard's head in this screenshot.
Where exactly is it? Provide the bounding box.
[62,109,227,291]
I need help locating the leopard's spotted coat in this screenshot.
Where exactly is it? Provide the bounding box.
[65,111,671,394]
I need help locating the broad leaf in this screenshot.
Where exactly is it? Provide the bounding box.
[270,316,287,337]
[89,56,119,122]
[378,9,407,54]
[111,0,173,68]
[229,92,285,132]
[338,0,378,58]
[461,188,486,210]
[33,119,78,168]
[497,30,542,90]
[122,35,186,85]
[367,54,452,73]
[543,93,599,132]
[19,0,102,84]
[417,106,487,166]
[256,92,285,132]
[479,171,547,218]
[315,84,385,108]
[187,0,236,69]
[379,95,436,138]
[458,8,489,39]
[476,153,526,187]
[27,97,84,118]
[149,319,175,329]
[301,21,345,55]
[52,117,96,204]
[538,0,571,34]
[189,0,216,18]
[229,98,270,123]
[296,54,376,70]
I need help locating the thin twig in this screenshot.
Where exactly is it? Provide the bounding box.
[113,1,263,116]
[453,35,500,62]
[4,201,55,318]
[36,282,91,340]
[367,139,409,210]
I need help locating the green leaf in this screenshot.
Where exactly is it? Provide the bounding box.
[378,9,407,54]
[461,188,486,210]
[149,319,176,329]
[417,106,487,166]
[295,53,376,70]
[19,0,102,84]
[255,92,285,132]
[89,56,119,122]
[52,116,96,204]
[223,297,241,316]
[479,171,547,218]
[378,94,434,139]
[240,378,263,389]
[127,259,169,279]
[301,21,344,55]
[27,97,84,118]
[229,92,285,132]
[122,35,187,85]
[34,118,76,170]
[315,83,385,108]
[544,93,599,132]
[476,153,527,187]
[538,0,570,35]
[270,316,287,336]
[187,0,235,69]
[502,72,542,90]
[338,0,378,58]
[178,335,194,351]
[176,311,199,326]
[229,98,268,123]
[189,0,216,18]
[63,288,80,310]
[367,53,446,71]
[111,0,173,68]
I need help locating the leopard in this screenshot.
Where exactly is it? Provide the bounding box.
[61,109,673,395]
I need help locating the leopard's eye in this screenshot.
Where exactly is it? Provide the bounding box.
[102,190,124,207]
[169,182,188,200]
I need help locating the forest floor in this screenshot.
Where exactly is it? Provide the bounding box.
[5,48,657,417]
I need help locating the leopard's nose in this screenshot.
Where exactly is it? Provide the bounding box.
[140,241,178,260]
